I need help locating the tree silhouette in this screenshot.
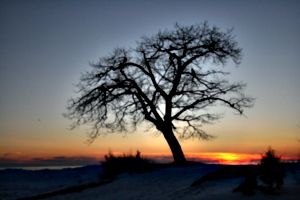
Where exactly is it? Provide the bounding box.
[64,22,255,164]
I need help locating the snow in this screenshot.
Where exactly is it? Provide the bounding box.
[1,163,299,200]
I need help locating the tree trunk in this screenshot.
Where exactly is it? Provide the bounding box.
[161,126,186,164]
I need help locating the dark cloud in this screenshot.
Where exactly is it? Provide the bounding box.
[2,152,22,157]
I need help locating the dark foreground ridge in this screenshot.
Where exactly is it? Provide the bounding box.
[17,180,112,200]
[191,165,257,187]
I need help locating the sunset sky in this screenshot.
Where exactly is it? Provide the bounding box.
[1,0,299,167]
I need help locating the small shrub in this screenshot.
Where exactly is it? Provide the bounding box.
[100,150,154,179]
[233,147,286,196]
[259,147,285,191]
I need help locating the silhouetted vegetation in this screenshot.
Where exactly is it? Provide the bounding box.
[192,147,286,196]
[100,150,154,179]
[64,22,255,164]
[233,147,285,195]
[259,147,285,192]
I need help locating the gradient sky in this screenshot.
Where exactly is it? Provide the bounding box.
[1,0,299,166]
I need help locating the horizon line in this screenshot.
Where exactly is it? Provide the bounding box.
[1,152,299,168]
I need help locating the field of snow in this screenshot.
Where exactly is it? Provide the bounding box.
[1,163,299,200]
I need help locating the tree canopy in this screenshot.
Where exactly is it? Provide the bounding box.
[64,22,255,163]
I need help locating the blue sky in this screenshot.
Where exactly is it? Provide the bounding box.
[0,0,299,166]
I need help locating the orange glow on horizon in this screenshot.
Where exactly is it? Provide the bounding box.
[1,152,299,167]
[185,152,262,165]
[188,152,299,165]
[143,152,299,165]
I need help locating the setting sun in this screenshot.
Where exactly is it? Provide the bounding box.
[1,0,299,169]
[1,1,299,199]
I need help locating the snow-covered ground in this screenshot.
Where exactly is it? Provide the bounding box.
[1,163,299,200]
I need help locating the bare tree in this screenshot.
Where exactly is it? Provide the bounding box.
[64,22,255,164]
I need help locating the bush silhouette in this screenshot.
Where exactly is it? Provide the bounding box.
[232,147,285,196]
[100,150,154,179]
[259,147,285,190]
